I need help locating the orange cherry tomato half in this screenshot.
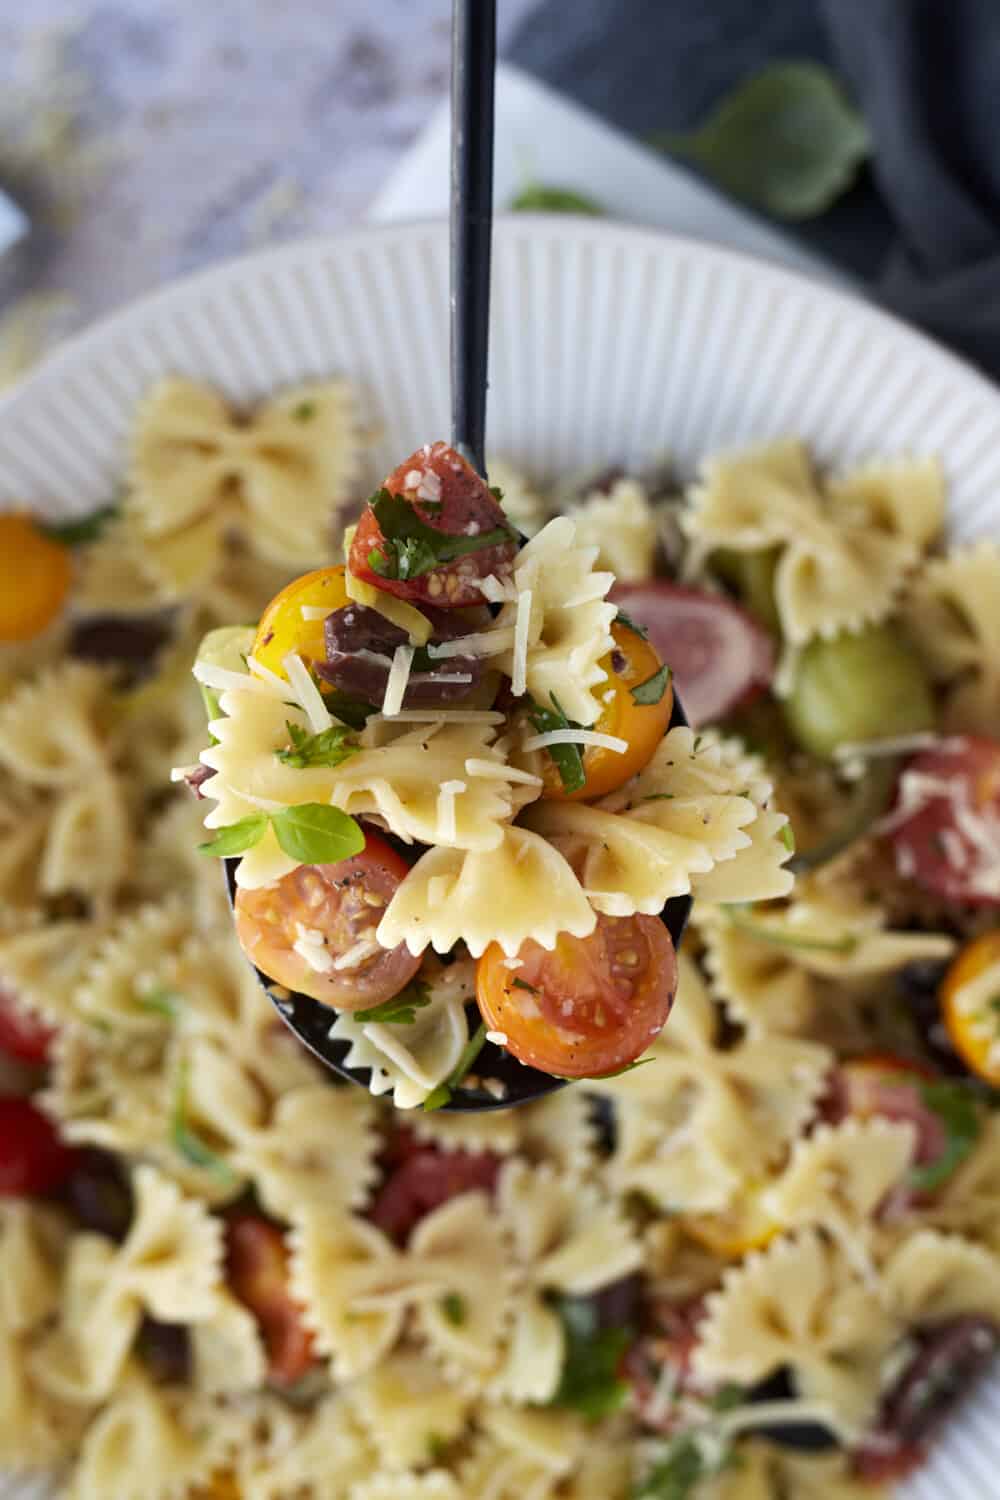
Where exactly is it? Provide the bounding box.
[476,912,677,1077]
[225,1213,316,1386]
[940,931,1000,1086]
[252,565,351,682]
[234,829,421,1009]
[0,514,72,643]
[540,620,673,802]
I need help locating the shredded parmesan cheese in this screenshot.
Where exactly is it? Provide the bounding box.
[479,573,517,604]
[465,758,543,786]
[169,764,200,783]
[485,1030,508,1046]
[365,709,505,725]
[333,936,384,972]
[247,654,290,690]
[483,1077,508,1100]
[500,957,523,970]
[436,779,466,843]
[427,628,516,659]
[523,728,629,754]
[293,923,335,974]
[382,644,415,717]
[511,587,532,697]
[283,652,332,734]
[193,660,286,699]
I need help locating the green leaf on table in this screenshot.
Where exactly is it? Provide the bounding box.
[40,503,120,545]
[353,981,431,1026]
[270,804,365,865]
[652,62,871,221]
[911,1081,981,1193]
[631,664,672,707]
[510,184,605,215]
[275,721,359,769]
[198,813,269,857]
[549,1294,632,1420]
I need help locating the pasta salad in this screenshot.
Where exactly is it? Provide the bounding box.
[0,375,998,1499]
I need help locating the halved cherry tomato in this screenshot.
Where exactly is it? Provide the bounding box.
[889,738,1000,907]
[540,620,673,801]
[835,1054,947,1185]
[476,913,677,1077]
[685,1184,781,1258]
[0,514,73,642]
[370,1138,501,1244]
[940,932,1000,1086]
[0,1097,78,1197]
[609,581,773,727]
[349,442,518,608]
[252,565,351,681]
[0,990,55,1063]
[225,1213,317,1386]
[234,828,421,1009]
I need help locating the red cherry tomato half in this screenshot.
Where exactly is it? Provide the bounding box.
[611,579,773,726]
[370,1141,501,1243]
[0,991,55,1063]
[225,1213,317,1386]
[234,829,422,1009]
[609,582,774,727]
[0,1097,78,1197]
[350,441,518,608]
[476,912,677,1078]
[889,737,1000,907]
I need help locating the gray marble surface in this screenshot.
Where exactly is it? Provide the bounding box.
[0,0,536,334]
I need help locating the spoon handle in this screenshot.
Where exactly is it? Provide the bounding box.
[450,0,496,479]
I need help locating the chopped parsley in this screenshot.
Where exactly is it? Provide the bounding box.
[549,1294,632,1420]
[354,982,431,1026]
[199,804,365,865]
[631,663,672,706]
[275,721,359,769]
[615,608,649,640]
[911,1081,981,1193]
[440,1292,466,1326]
[40,502,120,545]
[292,400,316,421]
[367,488,515,582]
[170,1060,235,1184]
[422,1022,489,1111]
[526,693,586,794]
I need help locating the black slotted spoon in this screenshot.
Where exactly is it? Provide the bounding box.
[228,0,691,1111]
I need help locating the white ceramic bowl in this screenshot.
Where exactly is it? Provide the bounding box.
[2,217,999,1500]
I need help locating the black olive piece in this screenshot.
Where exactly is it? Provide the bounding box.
[589,1094,617,1154]
[896,958,967,1076]
[743,1368,839,1451]
[136,1316,192,1384]
[61,1147,134,1242]
[589,1273,644,1332]
[69,612,176,683]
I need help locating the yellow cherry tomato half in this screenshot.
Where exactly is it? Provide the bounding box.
[684,1184,781,1258]
[940,931,1000,1086]
[541,620,674,802]
[252,565,350,681]
[0,514,72,642]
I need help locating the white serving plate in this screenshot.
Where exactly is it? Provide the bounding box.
[1,217,998,1500]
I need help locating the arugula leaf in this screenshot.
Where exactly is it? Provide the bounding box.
[527,693,586,795]
[198,813,269,857]
[275,721,359,769]
[422,1022,489,1111]
[368,488,516,582]
[911,1081,981,1193]
[270,804,365,864]
[653,62,871,221]
[723,904,858,955]
[631,664,672,706]
[510,184,604,215]
[615,608,649,640]
[549,1295,631,1420]
[40,503,119,545]
[171,1060,236,1183]
[440,1292,466,1326]
[354,981,431,1026]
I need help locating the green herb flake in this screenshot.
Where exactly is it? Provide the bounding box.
[644,793,674,802]
[549,1295,631,1421]
[653,62,871,221]
[440,1292,466,1326]
[270,803,365,865]
[510,184,605,216]
[292,400,316,422]
[275,721,359,769]
[40,503,120,546]
[710,1383,747,1412]
[910,1081,981,1194]
[631,663,672,707]
[779,823,796,853]
[426,1433,448,1464]
[171,1060,236,1184]
[136,987,182,1020]
[723,904,858,956]
[615,608,649,640]
[631,1434,707,1500]
[422,1022,489,1111]
[354,981,431,1026]
[368,488,516,583]
[527,693,586,795]
[511,977,539,994]
[198,812,269,858]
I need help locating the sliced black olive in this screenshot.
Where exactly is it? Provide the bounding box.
[62,1147,133,1242]
[136,1316,191,1384]
[69,612,176,683]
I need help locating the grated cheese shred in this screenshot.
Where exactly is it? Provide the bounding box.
[382,644,414,717]
[523,728,628,754]
[512,587,532,697]
[283,652,332,734]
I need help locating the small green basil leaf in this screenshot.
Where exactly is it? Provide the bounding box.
[354,981,431,1026]
[510,184,604,215]
[526,693,587,795]
[198,813,269,857]
[654,62,871,221]
[170,1060,236,1183]
[615,608,649,640]
[910,1081,981,1193]
[270,804,365,865]
[40,503,120,545]
[631,663,672,706]
[422,1022,489,1111]
[549,1294,631,1420]
[275,721,359,769]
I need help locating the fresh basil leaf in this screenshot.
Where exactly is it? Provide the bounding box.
[40,503,120,545]
[723,904,858,955]
[510,184,604,215]
[549,1294,631,1420]
[527,693,586,795]
[631,1435,707,1499]
[354,981,431,1026]
[440,1292,466,1326]
[710,1383,748,1412]
[654,62,871,221]
[198,813,269,857]
[369,488,516,582]
[171,1060,235,1183]
[911,1081,981,1193]
[270,804,365,865]
[631,663,672,706]
[422,1022,489,1111]
[615,608,649,640]
[275,721,359,769]
[322,689,374,731]
[292,400,316,421]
